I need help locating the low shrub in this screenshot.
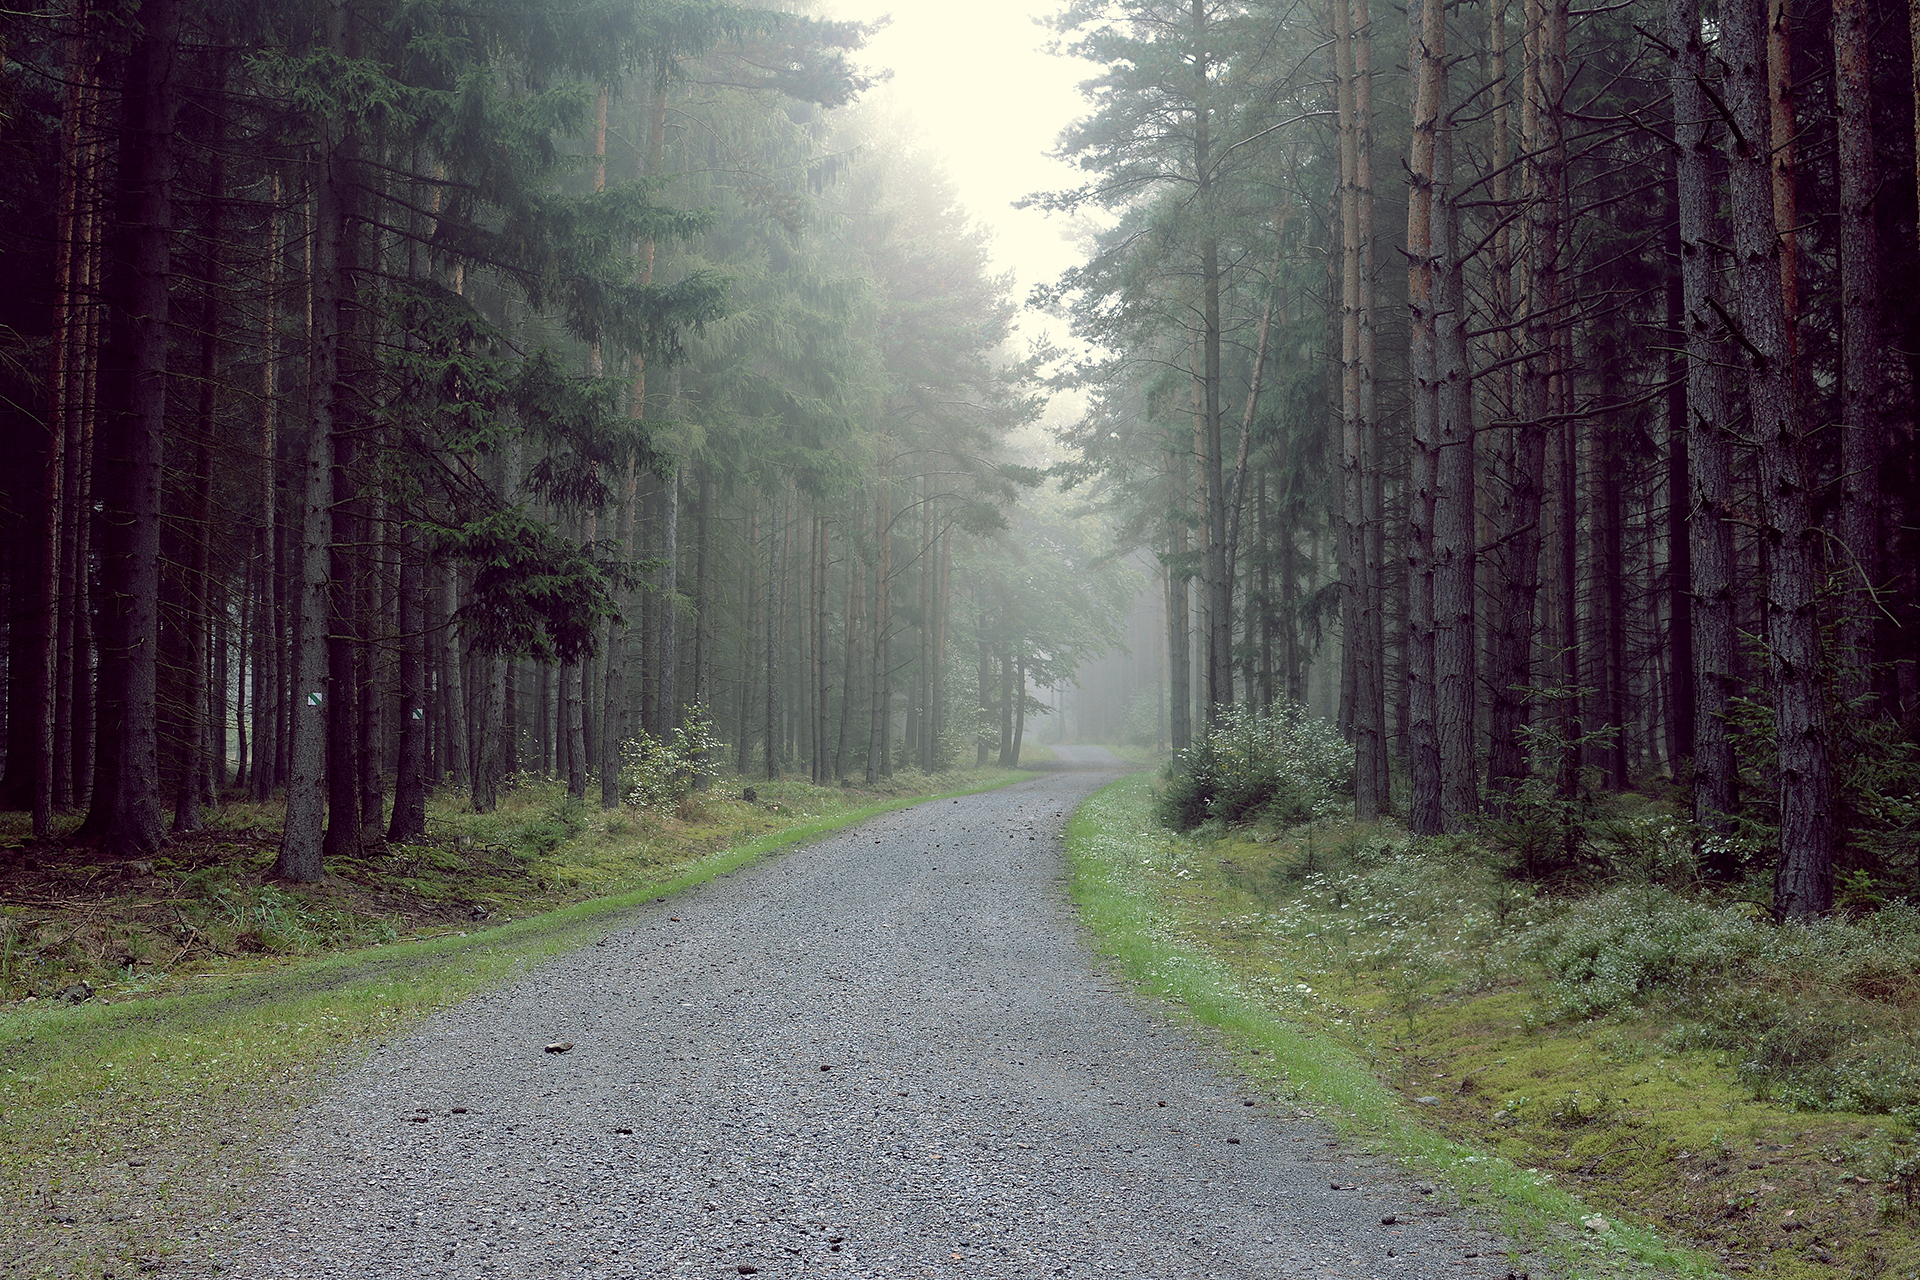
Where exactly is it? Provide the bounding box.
[515,794,589,859]
[1157,700,1353,832]
[1529,884,1763,1018]
[620,708,724,810]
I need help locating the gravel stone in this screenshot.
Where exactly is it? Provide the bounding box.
[219,753,1521,1278]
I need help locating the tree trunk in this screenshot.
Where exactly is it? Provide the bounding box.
[1167,445,1193,753]
[976,628,992,768]
[1334,0,1384,817]
[1833,0,1881,707]
[866,465,891,782]
[563,655,587,799]
[1405,0,1441,836]
[738,493,759,776]
[1011,652,1027,766]
[1725,0,1832,917]
[691,462,713,787]
[814,514,830,783]
[1190,0,1229,721]
[1767,0,1798,363]
[1670,0,1738,839]
[440,562,468,788]
[1484,0,1537,804]
[387,520,427,841]
[657,469,680,732]
[1429,0,1477,828]
[768,482,785,779]
[836,498,863,778]
[79,0,184,859]
[251,176,281,802]
[276,182,339,880]
[324,414,363,858]
[1664,204,1695,774]
[998,649,1014,767]
[601,451,637,807]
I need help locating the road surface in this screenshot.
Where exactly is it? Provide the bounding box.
[221,762,1516,1278]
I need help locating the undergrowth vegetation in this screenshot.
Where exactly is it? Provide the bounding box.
[1123,745,1920,1280]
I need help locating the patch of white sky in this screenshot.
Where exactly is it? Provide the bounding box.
[819,0,1117,458]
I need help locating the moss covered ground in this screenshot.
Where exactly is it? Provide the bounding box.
[1067,772,1920,1280]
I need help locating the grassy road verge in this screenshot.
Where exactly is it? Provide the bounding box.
[1065,773,1725,1280]
[2,767,1027,1278]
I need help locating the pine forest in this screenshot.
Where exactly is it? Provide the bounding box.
[1,0,1917,922]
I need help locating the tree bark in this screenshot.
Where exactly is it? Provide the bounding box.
[738,493,759,776]
[1430,0,1477,828]
[657,469,680,732]
[691,463,713,787]
[1167,444,1193,753]
[601,451,637,807]
[836,498,863,778]
[1725,0,1832,918]
[387,520,427,841]
[1668,0,1738,840]
[1405,0,1441,836]
[276,177,340,880]
[1485,0,1544,804]
[866,468,891,782]
[79,0,184,859]
[1334,0,1384,816]
[1833,0,1880,707]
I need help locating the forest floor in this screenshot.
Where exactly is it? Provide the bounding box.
[0,763,1026,1277]
[1066,772,1920,1280]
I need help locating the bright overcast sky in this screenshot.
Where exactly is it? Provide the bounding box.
[824,0,1101,304]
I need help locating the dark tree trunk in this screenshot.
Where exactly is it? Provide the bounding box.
[387,521,427,842]
[737,493,758,777]
[997,649,1014,767]
[1166,448,1193,753]
[1664,207,1695,772]
[1429,4,1477,828]
[1833,0,1881,707]
[975,629,991,767]
[691,462,713,786]
[1404,0,1441,835]
[836,497,863,778]
[1725,0,1832,918]
[172,60,226,834]
[657,469,680,732]
[865,471,889,782]
[324,423,363,859]
[78,0,184,858]
[251,177,281,802]
[602,452,636,808]
[770,483,786,780]
[1669,0,1738,843]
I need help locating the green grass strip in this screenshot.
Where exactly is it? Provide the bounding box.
[1064,774,1725,1280]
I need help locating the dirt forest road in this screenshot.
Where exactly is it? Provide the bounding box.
[220,754,1517,1279]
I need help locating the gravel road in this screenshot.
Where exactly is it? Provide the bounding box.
[221,759,1519,1279]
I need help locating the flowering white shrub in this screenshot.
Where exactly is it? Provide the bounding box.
[1157,700,1353,831]
[619,707,724,809]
